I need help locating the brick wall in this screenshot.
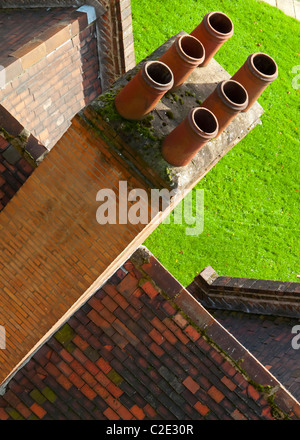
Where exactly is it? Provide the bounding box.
[0,1,136,90]
[0,100,175,386]
[187,266,300,318]
[0,135,34,211]
[96,0,135,88]
[0,105,47,211]
[0,9,102,150]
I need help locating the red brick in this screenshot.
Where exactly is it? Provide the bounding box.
[70,359,86,376]
[161,301,177,316]
[194,401,210,416]
[104,407,120,420]
[84,359,100,376]
[197,337,212,353]
[94,383,110,400]
[247,384,260,401]
[149,328,165,345]
[73,334,89,351]
[107,382,123,399]
[117,273,138,296]
[45,362,61,378]
[96,357,112,374]
[16,402,32,419]
[30,403,46,419]
[162,328,178,345]
[130,404,145,420]
[102,295,118,312]
[261,406,274,419]
[0,408,9,420]
[221,360,237,377]
[221,376,237,391]
[183,376,200,394]
[57,360,73,377]
[208,386,225,403]
[102,283,118,297]
[124,261,134,272]
[69,372,85,389]
[118,405,134,420]
[72,348,89,365]
[88,296,104,313]
[114,292,129,310]
[210,349,224,365]
[56,374,72,390]
[173,327,189,345]
[140,280,159,298]
[184,325,200,342]
[82,371,97,388]
[143,403,157,418]
[81,384,97,400]
[149,342,164,358]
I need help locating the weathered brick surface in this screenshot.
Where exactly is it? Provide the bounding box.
[188,266,300,318]
[0,8,101,150]
[0,109,154,385]
[96,0,135,89]
[0,140,33,210]
[0,249,298,420]
[210,308,300,403]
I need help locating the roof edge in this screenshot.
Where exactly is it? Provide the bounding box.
[187,267,300,319]
[131,248,300,417]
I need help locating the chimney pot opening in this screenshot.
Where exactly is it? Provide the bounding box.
[208,12,233,35]
[193,108,218,134]
[222,80,248,105]
[252,53,277,76]
[180,35,204,60]
[145,61,173,86]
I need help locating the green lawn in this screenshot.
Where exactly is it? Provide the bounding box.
[131,0,300,286]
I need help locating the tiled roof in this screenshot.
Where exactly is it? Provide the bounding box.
[0,134,34,211]
[209,309,300,403]
[187,266,300,405]
[188,266,300,318]
[0,105,47,211]
[0,248,299,420]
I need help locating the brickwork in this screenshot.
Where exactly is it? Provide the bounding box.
[0,106,158,386]
[0,105,48,211]
[0,8,102,150]
[210,309,300,403]
[0,36,269,389]
[188,266,300,318]
[0,134,34,211]
[0,1,136,91]
[96,0,135,88]
[0,249,299,420]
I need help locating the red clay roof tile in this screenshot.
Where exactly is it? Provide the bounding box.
[0,248,299,420]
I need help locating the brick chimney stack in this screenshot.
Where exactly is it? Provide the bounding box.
[0,30,263,389]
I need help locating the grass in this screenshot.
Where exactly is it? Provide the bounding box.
[131,0,300,286]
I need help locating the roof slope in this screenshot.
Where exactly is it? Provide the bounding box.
[0,247,299,420]
[187,266,300,404]
[210,309,300,403]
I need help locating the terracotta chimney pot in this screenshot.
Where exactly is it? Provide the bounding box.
[201,79,248,136]
[115,61,174,120]
[162,107,219,166]
[158,34,205,89]
[231,52,278,111]
[190,11,233,67]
